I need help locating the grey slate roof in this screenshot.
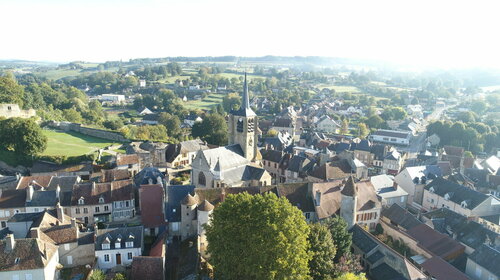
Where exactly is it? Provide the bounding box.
[95,226,143,250]
[165,185,195,223]
[370,263,407,280]
[26,190,57,207]
[134,167,165,186]
[367,250,385,264]
[261,149,284,163]
[350,224,377,254]
[425,177,490,210]
[46,176,79,190]
[468,244,500,278]
[381,204,422,230]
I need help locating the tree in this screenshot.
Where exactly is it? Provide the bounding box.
[103,119,124,131]
[0,73,25,107]
[357,123,369,139]
[334,273,367,280]
[308,223,336,280]
[88,269,105,280]
[192,113,228,146]
[332,253,363,278]
[222,93,241,112]
[0,118,47,156]
[324,216,352,261]
[366,115,385,129]
[341,119,349,135]
[266,129,279,137]
[112,273,127,280]
[158,112,182,139]
[206,192,311,280]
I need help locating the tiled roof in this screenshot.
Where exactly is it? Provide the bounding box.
[71,182,111,206]
[26,190,57,207]
[425,177,490,210]
[370,263,407,280]
[198,200,214,212]
[261,149,284,163]
[468,244,500,277]
[421,256,470,280]
[46,176,79,191]
[273,183,315,212]
[111,179,135,201]
[134,167,165,186]
[131,256,164,280]
[308,160,351,181]
[371,129,411,139]
[341,176,357,196]
[407,224,465,259]
[381,204,422,230]
[102,169,130,182]
[0,189,26,209]
[350,224,377,254]
[139,184,165,228]
[0,238,58,271]
[116,154,139,166]
[16,176,52,189]
[165,185,195,223]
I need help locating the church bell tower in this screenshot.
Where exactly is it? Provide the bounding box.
[228,72,258,162]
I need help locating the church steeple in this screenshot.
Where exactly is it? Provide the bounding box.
[242,72,250,110]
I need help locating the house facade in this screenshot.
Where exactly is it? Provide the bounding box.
[95,226,143,270]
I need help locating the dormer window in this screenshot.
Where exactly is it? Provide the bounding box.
[126,241,134,248]
[102,243,110,250]
[461,201,468,208]
[78,197,85,205]
[14,258,20,264]
[429,187,435,193]
[99,197,105,204]
[115,242,121,249]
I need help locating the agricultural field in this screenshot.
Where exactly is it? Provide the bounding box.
[42,129,118,156]
[35,69,83,80]
[183,93,225,110]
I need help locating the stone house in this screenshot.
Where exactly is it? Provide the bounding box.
[0,234,59,280]
[139,184,166,237]
[0,103,36,119]
[315,115,340,134]
[164,139,208,168]
[394,165,442,207]
[0,189,26,229]
[115,154,140,177]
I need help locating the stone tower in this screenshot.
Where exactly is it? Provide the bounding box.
[228,73,259,162]
[340,176,358,228]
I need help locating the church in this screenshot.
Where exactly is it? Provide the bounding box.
[191,74,272,188]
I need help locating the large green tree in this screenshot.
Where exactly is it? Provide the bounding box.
[0,118,47,156]
[308,223,336,280]
[192,113,228,146]
[206,192,311,280]
[324,216,352,262]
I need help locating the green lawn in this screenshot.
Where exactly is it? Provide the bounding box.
[183,93,225,110]
[317,85,361,93]
[35,69,83,80]
[42,129,118,156]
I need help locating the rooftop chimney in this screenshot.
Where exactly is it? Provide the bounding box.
[30,227,40,239]
[56,185,61,200]
[393,181,398,191]
[26,185,34,202]
[56,203,65,224]
[157,176,163,187]
[315,190,322,206]
[5,234,15,252]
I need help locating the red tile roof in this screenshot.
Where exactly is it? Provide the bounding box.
[139,185,165,228]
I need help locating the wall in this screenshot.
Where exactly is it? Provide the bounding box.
[59,241,95,267]
[49,121,128,142]
[96,247,141,269]
[0,268,45,280]
[380,220,433,259]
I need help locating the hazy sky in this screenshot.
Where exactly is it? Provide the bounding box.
[1,0,499,68]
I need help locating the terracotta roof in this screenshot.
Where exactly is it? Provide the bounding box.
[0,237,58,271]
[111,179,135,201]
[71,182,111,206]
[407,224,465,260]
[117,154,139,166]
[40,224,78,244]
[421,256,470,280]
[308,161,351,181]
[17,176,52,189]
[341,176,357,196]
[102,169,130,182]
[198,200,214,212]
[0,189,26,209]
[139,184,165,228]
[131,256,164,280]
[444,145,464,157]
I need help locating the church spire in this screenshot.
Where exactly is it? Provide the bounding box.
[243,71,250,109]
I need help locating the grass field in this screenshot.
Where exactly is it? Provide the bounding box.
[35,69,83,80]
[42,129,118,156]
[183,93,225,110]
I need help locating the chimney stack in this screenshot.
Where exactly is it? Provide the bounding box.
[56,185,61,200]
[393,181,398,190]
[5,234,15,252]
[30,227,40,239]
[26,185,34,202]
[56,203,65,224]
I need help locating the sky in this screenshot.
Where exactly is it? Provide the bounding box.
[1,0,500,69]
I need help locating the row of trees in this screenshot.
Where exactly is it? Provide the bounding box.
[205,193,365,280]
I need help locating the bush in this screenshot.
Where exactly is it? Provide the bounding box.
[375,224,384,235]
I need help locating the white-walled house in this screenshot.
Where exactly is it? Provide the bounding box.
[315,115,340,134]
[369,129,412,146]
[394,165,442,207]
[95,226,143,270]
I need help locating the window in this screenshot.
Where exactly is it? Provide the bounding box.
[104,254,110,262]
[400,196,405,203]
[95,206,100,213]
[75,208,80,214]
[78,198,84,205]
[104,205,109,211]
[83,208,88,214]
[126,241,134,248]
[99,197,105,204]
[102,243,110,250]
[66,256,73,265]
[128,252,133,260]
[198,172,206,186]
[125,201,130,208]
[1,221,5,228]
[64,244,70,251]
[305,212,311,220]
[34,208,39,212]
[115,242,121,249]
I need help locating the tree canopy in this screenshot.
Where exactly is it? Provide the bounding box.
[308,223,337,280]
[206,192,311,280]
[0,118,47,156]
[192,113,228,146]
